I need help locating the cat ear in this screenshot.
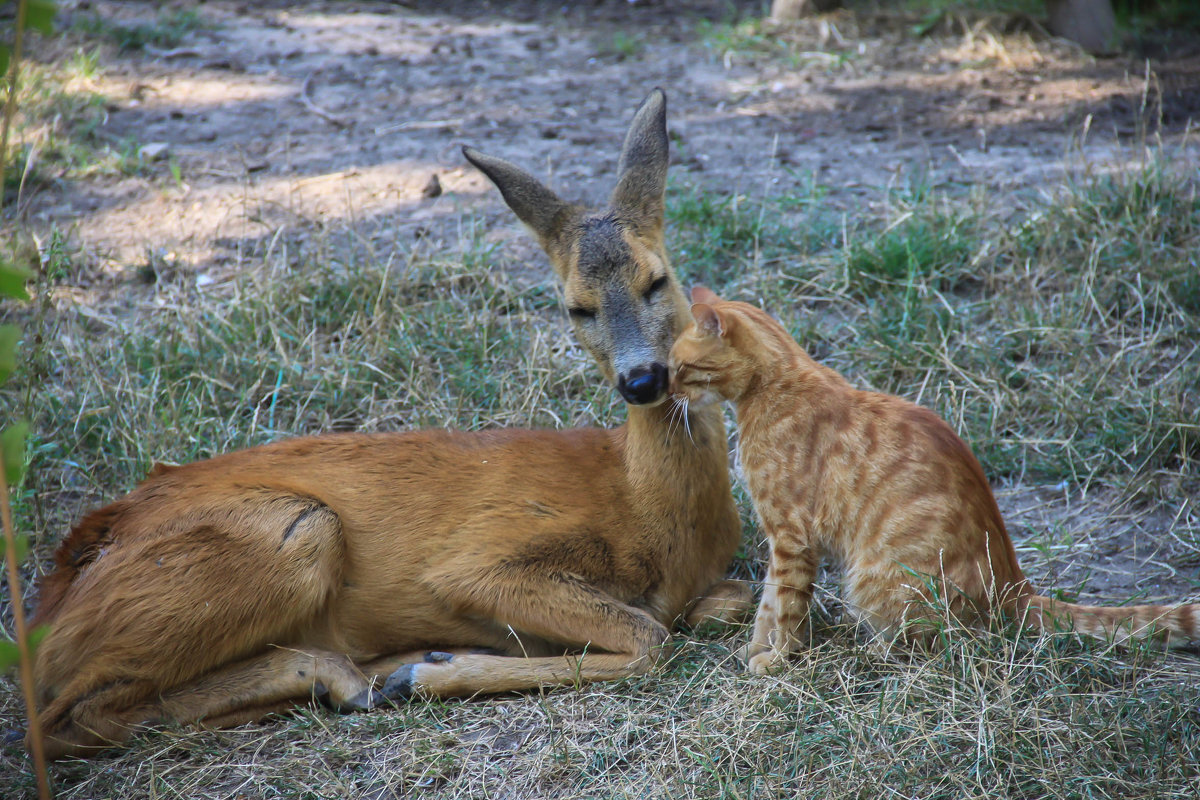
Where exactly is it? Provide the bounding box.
[690,303,725,337]
[690,285,721,305]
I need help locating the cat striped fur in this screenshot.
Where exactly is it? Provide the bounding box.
[668,287,1199,673]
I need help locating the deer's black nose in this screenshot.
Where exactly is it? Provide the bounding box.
[618,363,668,405]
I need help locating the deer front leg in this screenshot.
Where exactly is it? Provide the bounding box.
[684,579,754,628]
[363,570,670,701]
[738,533,817,675]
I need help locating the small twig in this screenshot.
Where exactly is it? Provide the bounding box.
[1,468,50,797]
[0,1,52,788]
[196,167,244,179]
[142,44,204,59]
[291,167,361,190]
[299,71,352,129]
[0,7,25,220]
[373,119,462,135]
[14,141,37,218]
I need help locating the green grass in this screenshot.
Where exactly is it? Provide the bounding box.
[9,228,617,536]
[668,182,776,287]
[701,0,1200,62]
[72,8,206,52]
[693,0,1044,70]
[595,31,645,61]
[843,209,977,295]
[6,56,164,198]
[667,176,836,289]
[696,16,861,71]
[8,8,214,193]
[667,158,1199,489]
[681,162,1199,490]
[1114,0,1200,34]
[878,0,1047,14]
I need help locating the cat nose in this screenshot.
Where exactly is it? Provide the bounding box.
[618,363,668,405]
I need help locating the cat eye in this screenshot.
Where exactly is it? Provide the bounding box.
[644,275,668,301]
[569,307,596,320]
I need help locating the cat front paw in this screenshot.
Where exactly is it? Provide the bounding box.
[735,642,770,671]
[746,650,787,675]
[738,639,790,674]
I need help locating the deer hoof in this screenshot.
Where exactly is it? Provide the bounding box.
[339,687,389,712]
[341,664,419,711]
[379,664,418,699]
[424,651,454,663]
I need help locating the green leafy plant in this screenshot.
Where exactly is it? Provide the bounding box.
[2,2,55,798]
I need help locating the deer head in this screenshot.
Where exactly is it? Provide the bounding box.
[463,89,688,406]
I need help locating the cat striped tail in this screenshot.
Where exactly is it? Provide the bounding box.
[1025,594,1200,648]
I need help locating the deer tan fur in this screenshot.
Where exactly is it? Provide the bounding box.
[29,90,751,759]
[669,290,1200,674]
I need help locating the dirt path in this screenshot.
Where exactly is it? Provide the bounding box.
[29,2,1199,278]
[19,0,1200,602]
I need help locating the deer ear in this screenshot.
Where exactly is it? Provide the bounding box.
[690,303,725,337]
[610,88,669,233]
[690,285,721,305]
[463,146,576,247]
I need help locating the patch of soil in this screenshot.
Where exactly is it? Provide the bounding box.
[23,2,1200,278]
[999,484,1200,605]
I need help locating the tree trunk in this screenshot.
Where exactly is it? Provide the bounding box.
[1047,0,1117,54]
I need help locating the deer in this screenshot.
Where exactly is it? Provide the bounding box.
[25,89,752,760]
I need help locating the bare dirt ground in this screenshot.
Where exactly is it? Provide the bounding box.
[22,0,1198,602]
[30,2,1200,284]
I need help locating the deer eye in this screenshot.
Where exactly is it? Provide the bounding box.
[569,307,596,320]
[644,275,669,301]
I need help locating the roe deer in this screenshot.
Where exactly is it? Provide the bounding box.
[29,89,751,759]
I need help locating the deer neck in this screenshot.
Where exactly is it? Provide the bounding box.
[622,400,732,523]
[619,398,738,616]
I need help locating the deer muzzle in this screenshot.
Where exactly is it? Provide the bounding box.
[617,363,669,405]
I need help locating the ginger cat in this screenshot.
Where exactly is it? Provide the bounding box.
[669,287,1200,673]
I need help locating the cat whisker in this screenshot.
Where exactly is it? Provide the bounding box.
[665,395,695,447]
[665,395,684,440]
[662,397,677,442]
[679,396,695,445]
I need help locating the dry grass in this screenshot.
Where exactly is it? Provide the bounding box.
[11,627,1200,799]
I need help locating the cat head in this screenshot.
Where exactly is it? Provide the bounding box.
[668,286,756,406]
